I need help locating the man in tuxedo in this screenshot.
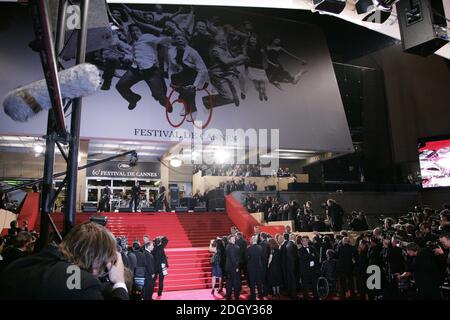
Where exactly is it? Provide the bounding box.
[152,236,169,297]
[336,237,357,299]
[259,232,269,297]
[298,236,319,299]
[225,235,241,300]
[253,225,261,243]
[142,240,156,300]
[0,222,129,300]
[285,233,299,299]
[280,232,289,292]
[246,235,263,300]
[235,232,248,282]
[130,182,141,212]
[99,186,112,212]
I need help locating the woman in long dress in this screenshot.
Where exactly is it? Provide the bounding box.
[265,37,308,90]
[268,238,283,297]
[208,238,224,295]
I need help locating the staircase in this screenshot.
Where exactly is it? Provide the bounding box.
[41,212,234,291]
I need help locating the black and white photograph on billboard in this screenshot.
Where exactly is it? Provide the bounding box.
[0,3,353,154]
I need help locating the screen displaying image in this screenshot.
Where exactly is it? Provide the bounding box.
[419,138,450,188]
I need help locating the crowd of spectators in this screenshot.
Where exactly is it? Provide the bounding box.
[194,164,263,177]
[193,164,294,178]
[222,179,258,195]
[244,195,344,231]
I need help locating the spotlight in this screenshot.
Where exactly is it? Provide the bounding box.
[169,157,182,168]
[215,149,230,164]
[355,0,399,23]
[33,144,44,153]
[312,0,347,14]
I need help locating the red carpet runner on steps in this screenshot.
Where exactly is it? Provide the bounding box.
[40,212,234,292]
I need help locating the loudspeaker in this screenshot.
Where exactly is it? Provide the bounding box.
[141,207,155,212]
[194,206,207,212]
[46,0,113,59]
[118,207,129,212]
[214,208,225,212]
[313,0,346,14]
[207,188,225,211]
[396,0,448,56]
[169,186,180,209]
[89,215,108,226]
[175,207,188,212]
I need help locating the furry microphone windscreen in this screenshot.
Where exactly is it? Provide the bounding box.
[3,63,101,122]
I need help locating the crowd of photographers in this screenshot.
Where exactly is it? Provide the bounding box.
[236,197,450,300]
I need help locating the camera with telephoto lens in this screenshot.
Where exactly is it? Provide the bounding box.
[425,241,442,250]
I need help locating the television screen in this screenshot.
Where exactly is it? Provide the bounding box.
[419,138,450,188]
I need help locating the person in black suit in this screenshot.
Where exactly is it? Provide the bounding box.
[284,233,299,299]
[0,222,129,300]
[235,232,248,283]
[131,241,148,300]
[356,240,370,300]
[280,232,289,292]
[253,225,261,244]
[326,199,345,231]
[116,237,129,269]
[367,237,384,299]
[288,201,298,221]
[349,211,369,231]
[259,233,269,297]
[152,236,169,297]
[246,235,263,300]
[1,231,33,268]
[298,236,319,299]
[336,237,357,299]
[399,242,445,300]
[142,240,156,300]
[99,186,112,212]
[130,182,141,212]
[384,237,406,299]
[225,235,241,300]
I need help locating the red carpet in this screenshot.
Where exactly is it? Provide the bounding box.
[39,212,234,292]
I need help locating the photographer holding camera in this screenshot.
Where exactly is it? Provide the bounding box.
[325,199,345,232]
[0,222,129,300]
[398,242,446,300]
[436,234,450,278]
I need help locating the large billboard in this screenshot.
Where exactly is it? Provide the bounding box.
[419,137,450,188]
[0,4,353,153]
